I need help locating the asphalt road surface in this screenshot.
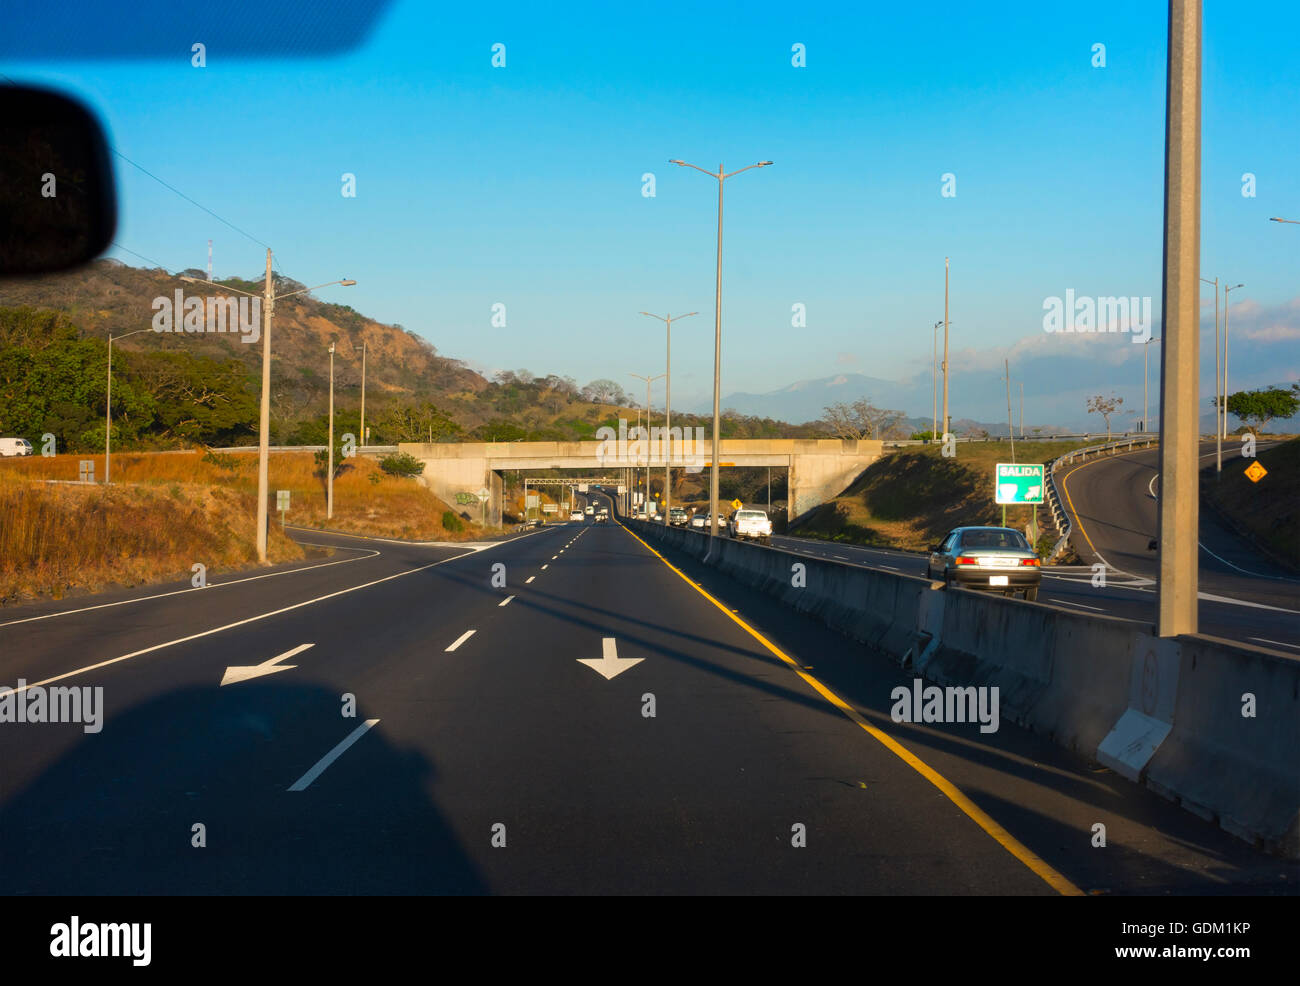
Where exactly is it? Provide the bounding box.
[0,492,1293,895]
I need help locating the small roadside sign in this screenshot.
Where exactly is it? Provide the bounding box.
[477,486,490,500]
[542,503,558,513]
[994,463,1044,505]
[1244,461,1267,483]
[617,485,626,495]
[276,489,290,529]
[730,498,743,510]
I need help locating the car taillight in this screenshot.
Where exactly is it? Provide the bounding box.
[955,556,978,565]
[1020,558,1040,566]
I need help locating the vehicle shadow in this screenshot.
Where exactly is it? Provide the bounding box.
[0,680,487,895]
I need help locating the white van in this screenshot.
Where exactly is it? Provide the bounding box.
[0,438,33,457]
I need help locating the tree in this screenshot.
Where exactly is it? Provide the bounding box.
[822,399,906,440]
[1222,386,1300,435]
[377,401,461,443]
[581,379,628,405]
[1086,393,1124,442]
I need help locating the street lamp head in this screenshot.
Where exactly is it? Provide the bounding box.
[1229,283,1244,291]
[757,161,773,167]
[340,279,356,286]
[329,342,335,354]
[669,159,685,166]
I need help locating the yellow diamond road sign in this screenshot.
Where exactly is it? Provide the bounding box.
[731,498,743,510]
[1244,460,1267,483]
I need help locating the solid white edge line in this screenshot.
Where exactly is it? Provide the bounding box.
[0,543,381,630]
[288,718,380,791]
[8,547,485,695]
[445,629,476,651]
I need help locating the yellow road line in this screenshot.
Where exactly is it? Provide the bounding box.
[617,520,1085,897]
[1059,446,1152,560]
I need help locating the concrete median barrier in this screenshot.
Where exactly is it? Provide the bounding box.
[624,518,1299,859]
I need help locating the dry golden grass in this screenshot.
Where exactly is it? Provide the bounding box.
[0,450,490,603]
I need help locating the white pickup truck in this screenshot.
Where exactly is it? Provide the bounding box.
[727,508,772,544]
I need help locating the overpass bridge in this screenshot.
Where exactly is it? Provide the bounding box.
[398,437,886,524]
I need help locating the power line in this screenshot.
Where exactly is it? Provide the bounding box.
[3,69,285,277]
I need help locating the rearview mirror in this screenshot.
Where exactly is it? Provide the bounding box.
[0,85,117,276]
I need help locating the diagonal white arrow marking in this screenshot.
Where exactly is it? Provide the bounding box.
[577,637,643,680]
[221,643,314,686]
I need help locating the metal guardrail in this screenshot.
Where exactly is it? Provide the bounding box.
[206,445,399,454]
[1042,435,1159,562]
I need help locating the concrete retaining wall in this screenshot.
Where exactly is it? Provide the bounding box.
[625,519,1300,859]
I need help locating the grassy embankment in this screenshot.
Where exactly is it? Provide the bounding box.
[791,440,1091,553]
[0,450,483,603]
[1201,436,1299,570]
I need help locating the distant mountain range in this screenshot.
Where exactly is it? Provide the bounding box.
[711,371,1297,434]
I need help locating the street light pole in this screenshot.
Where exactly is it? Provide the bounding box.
[327,341,336,520]
[1200,276,1219,469]
[943,257,951,438]
[183,259,355,562]
[1223,282,1243,443]
[1143,335,1162,432]
[932,320,942,439]
[670,158,772,537]
[641,311,697,526]
[359,340,367,449]
[629,372,665,518]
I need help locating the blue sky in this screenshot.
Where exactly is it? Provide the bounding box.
[4,0,1297,425]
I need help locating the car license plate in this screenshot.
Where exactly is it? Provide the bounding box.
[989,575,1009,586]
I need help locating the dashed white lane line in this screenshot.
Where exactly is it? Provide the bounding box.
[541,564,549,570]
[445,629,476,651]
[525,576,536,584]
[552,555,558,560]
[288,718,381,792]
[498,595,515,607]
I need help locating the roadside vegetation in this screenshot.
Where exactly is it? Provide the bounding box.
[1202,436,1299,570]
[0,450,486,604]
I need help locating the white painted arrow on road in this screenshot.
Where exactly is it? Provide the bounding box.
[221,643,314,686]
[577,638,643,680]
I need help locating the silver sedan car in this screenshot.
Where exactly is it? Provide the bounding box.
[927,526,1042,601]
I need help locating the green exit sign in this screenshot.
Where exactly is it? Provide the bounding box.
[995,463,1044,504]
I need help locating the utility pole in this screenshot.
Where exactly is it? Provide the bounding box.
[185,256,355,561]
[1156,0,1202,638]
[1019,381,1024,438]
[258,250,274,557]
[327,341,336,520]
[359,340,367,448]
[942,257,951,438]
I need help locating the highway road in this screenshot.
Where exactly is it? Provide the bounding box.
[1,489,1293,895]
[762,443,1299,654]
